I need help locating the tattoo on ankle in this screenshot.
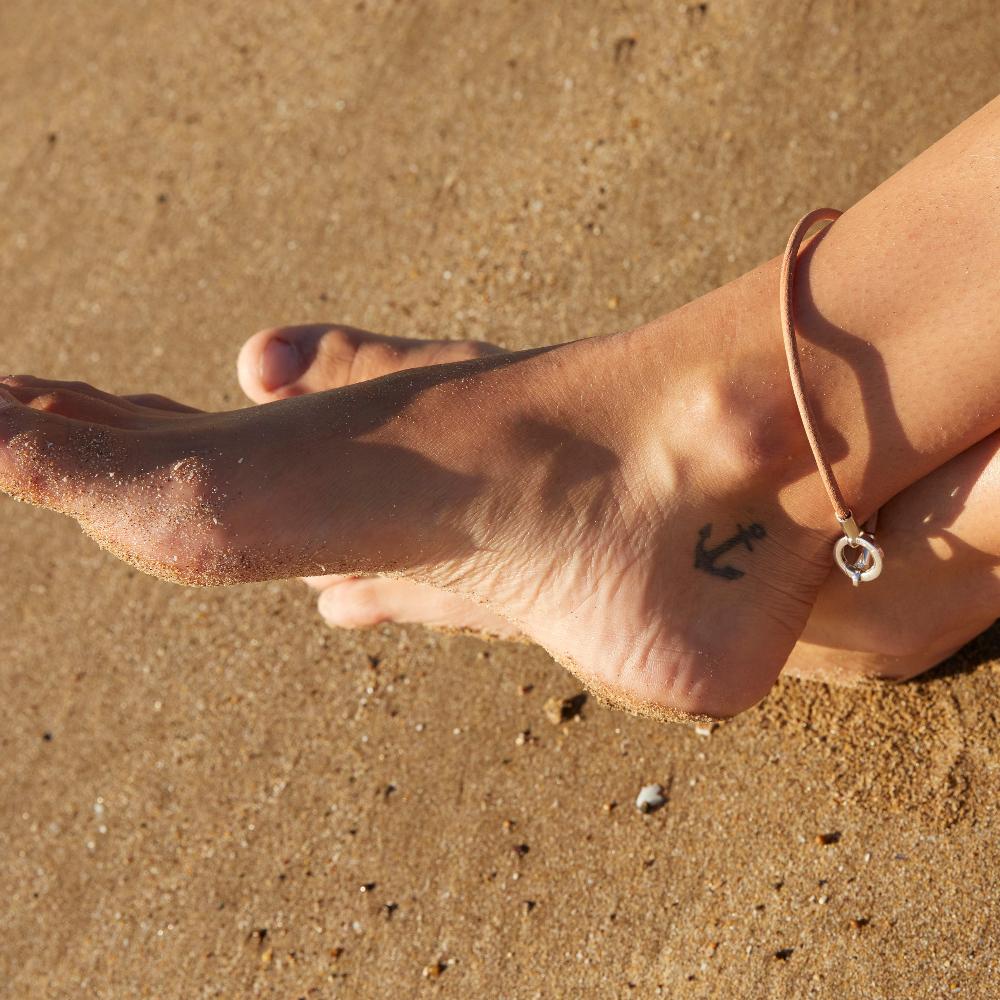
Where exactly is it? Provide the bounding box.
[694,522,767,580]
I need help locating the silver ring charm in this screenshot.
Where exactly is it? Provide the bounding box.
[834,533,883,587]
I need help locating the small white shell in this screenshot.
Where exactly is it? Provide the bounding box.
[635,784,666,813]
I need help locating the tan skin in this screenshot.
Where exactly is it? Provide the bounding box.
[235,324,1000,686]
[1,97,998,720]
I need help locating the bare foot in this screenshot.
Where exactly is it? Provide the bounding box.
[239,325,1000,685]
[1,279,849,721]
[238,325,523,641]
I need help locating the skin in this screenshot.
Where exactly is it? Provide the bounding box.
[1,97,998,721]
[236,324,1000,686]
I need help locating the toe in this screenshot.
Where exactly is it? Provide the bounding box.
[237,325,358,403]
[6,384,133,425]
[237,324,505,404]
[3,374,131,406]
[2,377,193,426]
[122,393,202,414]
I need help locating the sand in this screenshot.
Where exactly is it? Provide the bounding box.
[1,1,998,996]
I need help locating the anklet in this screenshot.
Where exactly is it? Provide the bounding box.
[779,208,883,587]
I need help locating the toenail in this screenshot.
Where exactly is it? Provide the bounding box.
[258,336,303,391]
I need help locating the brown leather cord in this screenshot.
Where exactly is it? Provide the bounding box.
[779,208,850,521]
[780,209,883,583]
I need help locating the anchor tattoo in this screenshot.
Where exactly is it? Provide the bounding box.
[694,522,767,580]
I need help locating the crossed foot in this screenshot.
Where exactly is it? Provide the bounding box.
[2,313,998,720]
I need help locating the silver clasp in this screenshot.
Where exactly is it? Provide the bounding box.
[834,512,883,586]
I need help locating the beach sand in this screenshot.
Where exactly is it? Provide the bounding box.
[1,2,998,996]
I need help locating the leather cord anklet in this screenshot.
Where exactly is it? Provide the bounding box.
[779,208,883,586]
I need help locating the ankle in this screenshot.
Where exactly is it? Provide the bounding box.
[610,275,824,516]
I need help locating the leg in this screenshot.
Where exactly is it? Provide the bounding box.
[3,97,1000,721]
[789,429,1000,682]
[7,337,840,726]
[238,326,1000,681]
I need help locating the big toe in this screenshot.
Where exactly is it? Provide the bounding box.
[238,325,345,403]
[237,324,505,404]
